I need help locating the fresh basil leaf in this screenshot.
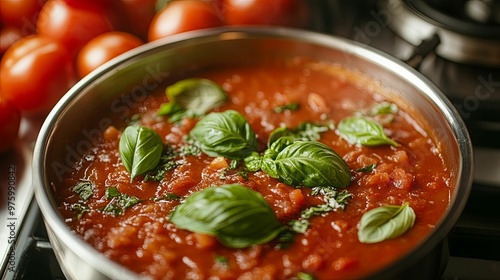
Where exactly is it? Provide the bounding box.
[261,156,279,179]
[189,110,258,159]
[358,202,416,243]
[169,184,283,248]
[338,117,398,147]
[268,126,294,147]
[267,136,296,155]
[273,141,351,188]
[157,102,184,118]
[72,180,93,201]
[244,152,262,172]
[158,78,228,120]
[119,125,164,180]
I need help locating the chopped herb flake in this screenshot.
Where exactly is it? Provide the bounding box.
[71,203,89,220]
[274,229,296,250]
[297,272,315,280]
[356,163,377,173]
[152,193,182,202]
[274,102,300,113]
[215,255,229,266]
[289,188,352,233]
[72,180,93,201]
[102,187,142,216]
[144,148,179,181]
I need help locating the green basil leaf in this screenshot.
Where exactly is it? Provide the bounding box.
[267,136,296,156]
[158,78,228,119]
[268,126,295,147]
[338,117,398,146]
[189,110,258,159]
[273,141,351,188]
[157,102,183,117]
[119,126,163,179]
[358,202,416,243]
[261,156,278,178]
[244,152,262,172]
[169,184,283,248]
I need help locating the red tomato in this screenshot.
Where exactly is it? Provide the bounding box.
[0,0,46,32]
[222,0,308,27]
[148,0,224,42]
[113,0,156,40]
[0,35,76,115]
[63,0,122,31]
[0,96,21,153]
[76,31,143,78]
[64,0,113,10]
[36,0,114,58]
[0,26,23,57]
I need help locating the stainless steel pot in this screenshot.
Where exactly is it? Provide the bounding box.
[33,27,473,280]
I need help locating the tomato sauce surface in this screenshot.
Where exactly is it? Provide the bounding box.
[57,57,452,279]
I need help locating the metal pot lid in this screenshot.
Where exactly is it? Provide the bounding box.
[381,0,500,67]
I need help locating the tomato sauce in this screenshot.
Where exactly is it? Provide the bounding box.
[56,57,452,279]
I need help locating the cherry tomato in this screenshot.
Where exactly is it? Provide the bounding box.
[64,0,113,10]
[0,96,21,154]
[113,0,156,40]
[0,26,23,57]
[76,31,143,78]
[36,0,114,58]
[0,35,76,115]
[148,0,224,42]
[222,0,308,27]
[0,0,46,32]
[63,0,122,31]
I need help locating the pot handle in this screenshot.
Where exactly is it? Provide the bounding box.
[404,33,441,69]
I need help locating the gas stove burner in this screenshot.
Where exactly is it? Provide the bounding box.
[381,0,500,66]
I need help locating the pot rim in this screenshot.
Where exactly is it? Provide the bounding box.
[33,26,474,280]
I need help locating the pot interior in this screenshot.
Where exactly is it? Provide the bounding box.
[34,27,473,280]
